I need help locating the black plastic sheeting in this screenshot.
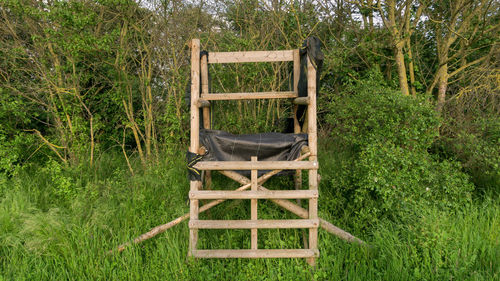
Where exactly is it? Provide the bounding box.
[185,38,322,180]
[198,129,308,177]
[296,36,324,127]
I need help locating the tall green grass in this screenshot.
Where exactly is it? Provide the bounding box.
[0,150,498,280]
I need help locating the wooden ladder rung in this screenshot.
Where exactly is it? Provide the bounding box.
[193,160,318,171]
[201,91,297,101]
[189,190,318,200]
[208,50,294,64]
[192,249,319,258]
[189,219,319,229]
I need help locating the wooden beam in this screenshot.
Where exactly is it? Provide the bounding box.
[190,219,319,229]
[189,190,318,200]
[251,157,258,250]
[208,50,294,64]
[293,49,300,94]
[201,91,297,101]
[200,53,211,190]
[293,97,310,105]
[306,54,318,267]
[189,38,201,257]
[194,160,318,171]
[193,249,319,259]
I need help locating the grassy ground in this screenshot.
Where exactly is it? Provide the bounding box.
[0,149,499,280]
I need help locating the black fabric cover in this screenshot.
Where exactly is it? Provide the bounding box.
[185,51,210,128]
[296,36,324,126]
[186,151,203,181]
[199,129,308,176]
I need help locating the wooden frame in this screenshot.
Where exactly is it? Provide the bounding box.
[188,39,319,266]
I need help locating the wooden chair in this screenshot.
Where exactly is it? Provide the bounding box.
[188,39,319,265]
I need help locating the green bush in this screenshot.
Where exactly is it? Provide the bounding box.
[324,70,474,226]
[437,116,500,193]
[326,69,440,151]
[348,143,473,226]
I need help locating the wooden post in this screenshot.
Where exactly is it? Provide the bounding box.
[306,55,318,266]
[251,156,258,250]
[292,49,301,133]
[189,39,201,257]
[294,49,306,249]
[201,51,212,190]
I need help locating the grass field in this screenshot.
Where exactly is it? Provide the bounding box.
[1,149,499,280]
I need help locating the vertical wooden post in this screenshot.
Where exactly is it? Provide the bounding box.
[189,39,201,257]
[200,52,212,190]
[292,49,301,133]
[306,55,318,266]
[251,156,258,250]
[293,49,307,249]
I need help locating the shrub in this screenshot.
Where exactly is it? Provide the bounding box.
[326,69,440,152]
[324,70,474,226]
[347,143,473,226]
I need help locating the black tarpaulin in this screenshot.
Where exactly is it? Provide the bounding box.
[199,129,308,176]
[296,36,324,126]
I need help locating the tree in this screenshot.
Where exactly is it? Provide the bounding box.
[423,0,499,111]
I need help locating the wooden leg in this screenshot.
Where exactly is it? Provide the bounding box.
[189,180,201,256]
[251,157,258,250]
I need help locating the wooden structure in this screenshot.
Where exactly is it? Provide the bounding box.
[188,39,319,265]
[109,39,365,264]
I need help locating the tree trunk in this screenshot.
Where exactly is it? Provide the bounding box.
[436,62,448,112]
[395,42,410,96]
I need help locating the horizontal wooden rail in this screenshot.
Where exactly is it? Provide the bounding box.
[208,50,294,64]
[189,219,319,229]
[192,249,319,258]
[201,91,297,101]
[189,190,318,200]
[193,161,318,171]
[293,97,310,105]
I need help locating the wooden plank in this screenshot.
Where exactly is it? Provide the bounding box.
[292,49,302,135]
[201,53,211,127]
[189,219,319,229]
[293,97,309,105]
[188,38,201,257]
[251,156,258,250]
[208,50,294,64]
[293,49,300,94]
[193,249,319,259]
[306,54,319,267]
[193,160,318,171]
[201,91,297,101]
[189,190,318,200]
[200,53,211,190]
[306,55,318,158]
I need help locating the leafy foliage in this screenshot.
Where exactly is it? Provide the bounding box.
[325,70,473,226]
[326,68,440,151]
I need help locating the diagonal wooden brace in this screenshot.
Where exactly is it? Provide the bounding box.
[110,152,364,253]
[217,170,365,245]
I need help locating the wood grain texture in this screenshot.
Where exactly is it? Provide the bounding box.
[188,39,201,256]
[193,249,319,259]
[201,91,297,101]
[194,160,318,171]
[189,190,318,200]
[189,219,319,229]
[208,50,294,63]
[251,156,258,250]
